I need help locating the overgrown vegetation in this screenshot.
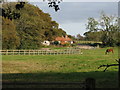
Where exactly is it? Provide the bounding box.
[1,2,66,49]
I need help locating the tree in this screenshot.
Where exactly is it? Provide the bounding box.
[76,34,84,40]
[2,17,20,49]
[86,12,120,46]
[84,31,102,41]
[1,0,62,12]
[1,2,67,49]
[47,0,62,12]
[67,35,76,40]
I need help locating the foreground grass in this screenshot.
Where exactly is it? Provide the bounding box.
[2,47,119,88]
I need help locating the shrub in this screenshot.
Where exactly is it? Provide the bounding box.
[54,41,59,45]
[62,43,70,47]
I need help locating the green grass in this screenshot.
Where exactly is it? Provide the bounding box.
[2,47,119,88]
[75,40,102,44]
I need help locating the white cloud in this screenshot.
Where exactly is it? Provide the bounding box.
[8,0,119,2]
[59,22,88,36]
[31,2,118,36]
[62,0,119,2]
[34,2,118,23]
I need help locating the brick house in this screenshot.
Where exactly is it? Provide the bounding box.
[55,35,73,45]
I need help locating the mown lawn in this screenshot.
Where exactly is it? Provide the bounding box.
[2,47,119,88]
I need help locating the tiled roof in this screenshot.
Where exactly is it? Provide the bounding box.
[55,36,72,41]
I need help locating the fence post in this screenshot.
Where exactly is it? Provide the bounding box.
[13,50,14,55]
[6,50,8,55]
[85,78,95,90]
[24,50,25,55]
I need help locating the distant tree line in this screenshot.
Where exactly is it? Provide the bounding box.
[85,12,120,47]
[76,13,120,47]
[1,2,66,49]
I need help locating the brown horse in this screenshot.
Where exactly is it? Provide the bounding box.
[105,49,114,54]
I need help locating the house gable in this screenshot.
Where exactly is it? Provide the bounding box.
[55,35,72,45]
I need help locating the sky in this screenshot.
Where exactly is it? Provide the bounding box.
[6,0,118,36]
[29,2,118,36]
[7,0,120,2]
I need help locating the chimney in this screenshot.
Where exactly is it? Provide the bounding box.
[65,35,68,38]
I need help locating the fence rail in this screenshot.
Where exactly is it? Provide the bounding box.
[2,78,95,89]
[0,49,82,55]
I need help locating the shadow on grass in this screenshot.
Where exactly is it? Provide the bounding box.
[2,71,118,88]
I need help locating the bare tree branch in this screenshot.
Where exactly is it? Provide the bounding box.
[116,59,120,63]
[98,59,119,72]
[98,64,119,72]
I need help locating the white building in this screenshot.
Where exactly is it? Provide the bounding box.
[42,40,50,46]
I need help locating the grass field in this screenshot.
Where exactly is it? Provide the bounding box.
[75,41,102,44]
[2,47,119,88]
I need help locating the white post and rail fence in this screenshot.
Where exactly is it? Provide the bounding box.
[0,48,82,55]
